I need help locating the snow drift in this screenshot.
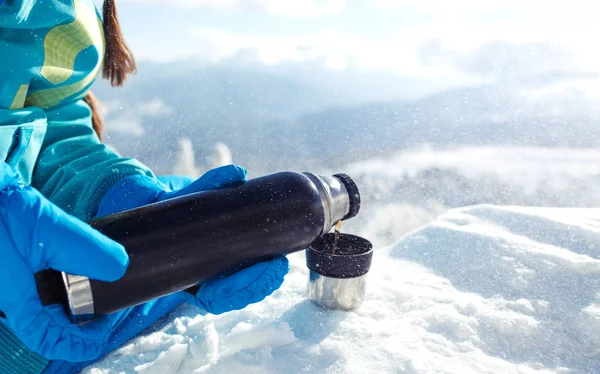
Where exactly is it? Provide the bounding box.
[343,146,600,248]
[84,204,600,374]
[84,146,600,373]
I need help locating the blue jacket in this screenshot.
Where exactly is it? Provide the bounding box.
[0,1,182,373]
[0,0,154,220]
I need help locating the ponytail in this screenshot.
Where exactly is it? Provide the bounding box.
[88,0,136,140]
[101,0,136,87]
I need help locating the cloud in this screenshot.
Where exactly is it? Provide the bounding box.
[420,40,577,79]
[107,114,145,137]
[387,2,600,84]
[118,0,345,18]
[371,0,600,66]
[188,26,351,68]
[185,21,597,92]
[372,0,600,19]
[187,0,600,76]
[373,0,533,13]
[126,0,600,78]
[104,99,173,136]
[124,0,600,104]
[186,25,481,86]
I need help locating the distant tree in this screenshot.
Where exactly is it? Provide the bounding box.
[172,137,200,178]
[172,138,233,178]
[207,142,233,169]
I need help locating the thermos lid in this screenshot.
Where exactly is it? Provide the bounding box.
[333,173,361,220]
[306,233,373,278]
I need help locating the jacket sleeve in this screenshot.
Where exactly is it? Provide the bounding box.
[31,100,156,221]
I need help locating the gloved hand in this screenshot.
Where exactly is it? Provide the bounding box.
[0,163,130,362]
[97,165,289,315]
[157,174,195,191]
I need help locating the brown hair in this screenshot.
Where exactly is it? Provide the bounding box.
[87,0,136,140]
[84,91,104,140]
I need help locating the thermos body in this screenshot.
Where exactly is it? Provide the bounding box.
[46,171,360,322]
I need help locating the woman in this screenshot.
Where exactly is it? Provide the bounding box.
[0,0,289,373]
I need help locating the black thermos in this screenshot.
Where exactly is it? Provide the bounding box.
[32,171,361,323]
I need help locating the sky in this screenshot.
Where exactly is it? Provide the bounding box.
[110,1,600,69]
[102,0,600,102]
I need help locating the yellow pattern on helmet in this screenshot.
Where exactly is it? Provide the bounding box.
[24,0,104,109]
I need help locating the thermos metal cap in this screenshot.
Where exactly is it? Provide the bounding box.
[333,174,361,221]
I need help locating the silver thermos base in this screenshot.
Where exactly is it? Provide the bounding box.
[306,233,373,311]
[308,271,368,310]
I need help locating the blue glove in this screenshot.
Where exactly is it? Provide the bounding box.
[0,163,130,362]
[97,165,290,315]
[157,175,194,190]
[98,165,246,215]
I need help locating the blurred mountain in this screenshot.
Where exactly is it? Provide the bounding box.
[92,61,600,176]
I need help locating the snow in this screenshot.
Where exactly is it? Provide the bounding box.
[84,146,600,374]
[342,145,600,248]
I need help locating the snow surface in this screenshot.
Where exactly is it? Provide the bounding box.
[342,146,600,248]
[84,146,600,374]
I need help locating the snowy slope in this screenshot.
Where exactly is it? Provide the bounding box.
[84,205,600,374]
[84,147,600,374]
[342,146,600,248]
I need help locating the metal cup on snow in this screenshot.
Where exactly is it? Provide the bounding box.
[306,233,373,311]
